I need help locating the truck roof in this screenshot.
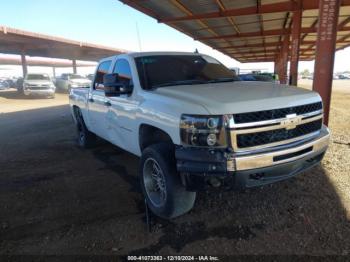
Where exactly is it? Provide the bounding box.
[101,51,204,61]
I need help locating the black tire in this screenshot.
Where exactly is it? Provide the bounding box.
[140,143,196,219]
[75,108,96,148]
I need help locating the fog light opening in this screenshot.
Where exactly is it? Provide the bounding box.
[249,173,265,180]
[208,177,221,188]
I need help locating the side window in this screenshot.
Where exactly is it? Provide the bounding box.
[113,59,133,87]
[94,60,112,90]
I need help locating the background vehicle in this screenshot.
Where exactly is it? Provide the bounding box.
[239,73,275,82]
[86,74,95,81]
[1,77,17,88]
[23,73,56,98]
[338,73,350,79]
[70,52,329,219]
[55,73,91,93]
[0,79,10,90]
[230,67,240,76]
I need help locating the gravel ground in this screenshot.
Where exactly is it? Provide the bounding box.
[0,83,349,256]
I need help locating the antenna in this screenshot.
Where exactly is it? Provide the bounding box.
[136,22,142,52]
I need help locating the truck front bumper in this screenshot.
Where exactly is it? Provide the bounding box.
[175,127,330,191]
[24,89,55,96]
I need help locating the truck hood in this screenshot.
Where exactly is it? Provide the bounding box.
[24,80,52,85]
[154,81,321,114]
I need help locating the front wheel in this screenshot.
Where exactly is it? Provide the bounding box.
[140,143,196,219]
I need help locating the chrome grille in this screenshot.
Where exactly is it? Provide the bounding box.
[28,85,50,90]
[230,102,323,152]
[233,102,322,124]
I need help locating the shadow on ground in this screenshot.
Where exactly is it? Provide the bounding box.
[0,104,349,255]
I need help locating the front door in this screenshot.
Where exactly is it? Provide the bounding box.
[106,58,139,154]
[88,60,112,139]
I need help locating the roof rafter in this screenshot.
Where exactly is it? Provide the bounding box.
[159,0,350,23]
[218,39,350,50]
[196,26,350,40]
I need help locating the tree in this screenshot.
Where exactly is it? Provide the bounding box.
[301,69,311,78]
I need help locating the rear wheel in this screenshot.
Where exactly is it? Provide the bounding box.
[75,108,96,148]
[140,143,196,219]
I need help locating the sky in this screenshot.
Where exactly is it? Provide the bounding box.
[0,0,350,77]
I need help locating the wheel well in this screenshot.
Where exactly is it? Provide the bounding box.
[72,105,80,119]
[139,124,173,151]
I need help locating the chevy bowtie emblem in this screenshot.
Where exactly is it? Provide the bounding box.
[281,114,303,130]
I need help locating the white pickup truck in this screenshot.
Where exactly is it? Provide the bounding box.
[69,52,330,219]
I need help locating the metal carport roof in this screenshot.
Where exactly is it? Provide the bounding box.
[120,0,350,63]
[0,25,127,61]
[0,56,96,67]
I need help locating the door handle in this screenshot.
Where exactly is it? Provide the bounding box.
[105,101,112,106]
[88,98,94,102]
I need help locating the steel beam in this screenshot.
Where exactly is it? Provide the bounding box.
[313,0,341,126]
[227,47,314,56]
[220,39,350,49]
[197,26,350,40]
[289,4,302,86]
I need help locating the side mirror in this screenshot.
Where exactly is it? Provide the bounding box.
[103,73,132,97]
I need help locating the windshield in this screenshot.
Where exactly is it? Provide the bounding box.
[135,55,239,89]
[26,74,50,80]
[70,74,85,79]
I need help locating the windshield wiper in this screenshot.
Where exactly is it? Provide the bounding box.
[152,79,207,88]
[206,77,238,83]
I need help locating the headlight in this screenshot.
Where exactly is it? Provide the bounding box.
[180,115,227,147]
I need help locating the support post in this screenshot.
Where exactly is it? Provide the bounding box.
[52,67,56,78]
[21,53,28,78]
[289,4,302,86]
[313,0,341,126]
[72,59,77,74]
[276,56,282,82]
[274,58,278,81]
[279,35,290,84]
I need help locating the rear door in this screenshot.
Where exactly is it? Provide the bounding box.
[88,60,112,139]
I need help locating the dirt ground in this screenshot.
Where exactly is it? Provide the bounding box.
[0,81,349,256]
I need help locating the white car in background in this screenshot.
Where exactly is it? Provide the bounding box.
[23,73,56,98]
[55,74,91,93]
